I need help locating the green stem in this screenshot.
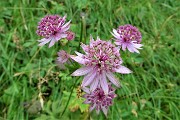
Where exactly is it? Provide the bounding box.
[82,16,86,44]
[78,16,86,51]
[69,59,77,68]
[60,77,79,117]
[78,18,83,51]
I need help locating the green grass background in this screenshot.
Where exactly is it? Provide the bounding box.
[0,0,180,120]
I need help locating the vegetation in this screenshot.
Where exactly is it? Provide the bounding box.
[0,0,179,119]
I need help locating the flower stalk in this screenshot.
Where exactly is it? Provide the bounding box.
[60,77,79,117]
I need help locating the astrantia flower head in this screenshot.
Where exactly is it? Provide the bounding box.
[83,84,116,116]
[57,50,69,63]
[36,15,71,47]
[71,36,131,94]
[56,50,70,69]
[112,24,143,53]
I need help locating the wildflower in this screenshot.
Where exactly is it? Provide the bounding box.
[112,24,143,53]
[56,50,70,69]
[71,36,131,94]
[36,15,71,47]
[66,31,75,41]
[57,50,69,63]
[83,85,116,116]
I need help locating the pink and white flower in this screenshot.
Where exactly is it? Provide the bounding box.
[56,50,70,69]
[71,36,132,94]
[36,15,71,47]
[83,85,116,116]
[57,50,70,64]
[112,24,143,53]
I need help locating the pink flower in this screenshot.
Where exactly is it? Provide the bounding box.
[56,50,70,69]
[36,15,71,47]
[66,31,75,41]
[112,24,143,53]
[83,85,116,116]
[71,36,132,94]
[57,50,70,63]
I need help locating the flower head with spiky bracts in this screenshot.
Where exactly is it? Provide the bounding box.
[112,24,143,53]
[71,36,131,94]
[56,50,70,69]
[57,50,70,64]
[83,84,116,116]
[36,15,71,47]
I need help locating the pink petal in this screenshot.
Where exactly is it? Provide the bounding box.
[61,33,68,38]
[114,41,121,45]
[101,106,108,117]
[133,48,140,53]
[38,38,48,42]
[90,104,96,112]
[48,39,55,48]
[111,32,116,38]
[61,20,71,32]
[106,72,120,87]
[127,43,141,53]
[64,20,71,28]
[90,76,99,92]
[100,71,109,94]
[115,65,132,74]
[75,51,84,57]
[57,15,66,27]
[84,99,91,104]
[62,26,70,32]
[112,29,119,38]
[96,108,100,114]
[57,57,68,63]
[82,94,88,98]
[38,38,51,46]
[90,35,94,41]
[81,43,89,52]
[82,71,97,87]
[70,55,86,65]
[90,35,94,47]
[127,44,135,53]
[71,66,94,76]
[82,87,90,94]
[131,42,143,53]
[55,33,67,41]
[132,43,143,49]
[122,42,128,51]
[62,15,67,20]
[97,36,100,41]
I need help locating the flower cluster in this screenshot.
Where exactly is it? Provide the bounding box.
[36,14,143,117]
[112,24,143,53]
[56,50,70,70]
[71,36,131,94]
[71,36,132,115]
[83,85,116,116]
[57,50,70,64]
[36,15,74,47]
